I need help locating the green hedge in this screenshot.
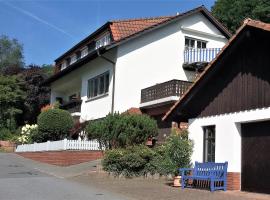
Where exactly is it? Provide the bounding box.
[102,131,193,177]
[86,113,158,148]
[36,109,74,142]
[0,128,13,140]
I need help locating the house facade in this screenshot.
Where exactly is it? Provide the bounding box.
[45,6,230,140]
[164,19,270,193]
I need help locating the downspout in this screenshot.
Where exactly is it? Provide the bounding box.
[96,49,116,114]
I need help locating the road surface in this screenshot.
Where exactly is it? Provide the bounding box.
[0,153,129,200]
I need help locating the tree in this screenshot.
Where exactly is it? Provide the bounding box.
[212,0,270,33]
[41,64,54,77]
[0,75,25,130]
[0,35,24,75]
[18,65,50,124]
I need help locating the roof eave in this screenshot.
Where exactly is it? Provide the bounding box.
[42,47,107,85]
[55,22,112,62]
[107,6,231,50]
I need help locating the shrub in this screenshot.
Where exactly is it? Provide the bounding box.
[86,113,158,149]
[17,124,38,144]
[0,128,13,140]
[102,130,193,177]
[37,109,74,142]
[102,145,156,177]
[158,130,193,175]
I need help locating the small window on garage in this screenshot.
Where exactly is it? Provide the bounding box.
[203,125,215,162]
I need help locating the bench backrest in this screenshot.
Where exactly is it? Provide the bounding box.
[194,162,228,179]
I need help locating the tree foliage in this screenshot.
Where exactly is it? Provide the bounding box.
[0,35,24,75]
[212,0,270,33]
[86,113,158,149]
[18,65,50,124]
[0,75,25,130]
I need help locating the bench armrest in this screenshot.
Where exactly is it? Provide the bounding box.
[179,168,193,176]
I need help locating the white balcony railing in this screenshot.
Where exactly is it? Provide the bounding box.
[15,139,104,152]
[184,48,221,64]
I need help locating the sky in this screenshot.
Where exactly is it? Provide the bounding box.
[0,0,216,66]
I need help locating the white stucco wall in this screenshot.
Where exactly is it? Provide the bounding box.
[80,56,114,121]
[50,50,116,121]
[188,107,270,173]
[51,12,228,120]
[114,13,227,113]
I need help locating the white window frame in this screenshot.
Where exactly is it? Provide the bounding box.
[81,47,88,58]
[203,125,216,162]
[70,54,77,64]
[95,34,111,49]
[87,71,110,99]
[60,62,67,71]
[185,37,207,49]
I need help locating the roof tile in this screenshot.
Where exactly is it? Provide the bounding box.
[110,16,174,41]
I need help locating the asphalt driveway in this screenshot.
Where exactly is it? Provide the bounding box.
[0,153,129,200]
[2,153,270,200]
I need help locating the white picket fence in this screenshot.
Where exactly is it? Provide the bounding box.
[15,139,104,152]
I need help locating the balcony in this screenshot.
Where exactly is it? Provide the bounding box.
[183,48,221,71]
[140,79,193,108]
[60,99,82,115]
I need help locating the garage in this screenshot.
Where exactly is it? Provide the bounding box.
[241,120,270,194]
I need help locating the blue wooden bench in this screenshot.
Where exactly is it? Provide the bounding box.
[179,162,228,192]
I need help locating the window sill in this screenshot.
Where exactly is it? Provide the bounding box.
[85,93,109,103]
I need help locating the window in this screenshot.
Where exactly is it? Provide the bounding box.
[203,126,215,162]
[60,62,67,71]
[88,41,96,53]
[95,34,111,49]
[197,40,207,49]
[76,51,81,59]
[87,71,110,99]
[185,38,195,49]
[70,54,77,64]
[81,47,88,58]
[185,37,207,49]
[65,58,71,66]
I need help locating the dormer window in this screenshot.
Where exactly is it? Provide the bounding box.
[95,34,111,49]
[66,57,71,66]
[76,51,81,59]
[60,62,67,71]
[81,47,88,58]
[88,41,96,53]
[70,54,77,64]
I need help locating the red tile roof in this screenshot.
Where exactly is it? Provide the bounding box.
[124,107,142,115]
[110,16,174,42]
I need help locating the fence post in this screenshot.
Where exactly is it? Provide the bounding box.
[63,138,67,150]
[46,141,50,151]
[33,142,37,152]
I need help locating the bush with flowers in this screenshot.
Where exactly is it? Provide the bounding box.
[17,124,38,144]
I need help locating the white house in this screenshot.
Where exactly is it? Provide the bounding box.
[44,6,230,141]
[163,19,270,193]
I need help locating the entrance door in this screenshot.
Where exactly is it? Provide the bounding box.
[241,121,270,193]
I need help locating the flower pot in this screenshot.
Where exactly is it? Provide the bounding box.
[146,136,153,146]
[173,175,181,187]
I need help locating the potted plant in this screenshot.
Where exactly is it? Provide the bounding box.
[173,174,181,187]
